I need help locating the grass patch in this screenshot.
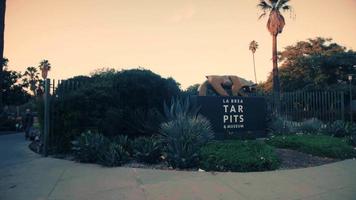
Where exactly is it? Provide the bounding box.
[199,140,280,172]
[266,135,356,159]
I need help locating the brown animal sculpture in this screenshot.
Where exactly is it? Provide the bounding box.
[198,75,255,96]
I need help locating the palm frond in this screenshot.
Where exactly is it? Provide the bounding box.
[282,5,291,11]
[269,0,279,7]
[277,0,290,9]
[257,0,272,10]
[258,12,267,19]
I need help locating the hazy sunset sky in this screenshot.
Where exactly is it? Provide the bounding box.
[4,0,356,88]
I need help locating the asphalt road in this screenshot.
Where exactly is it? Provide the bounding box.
[0,132,39,168]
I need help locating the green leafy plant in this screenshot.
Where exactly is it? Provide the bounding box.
[267,116,290,135]
[200,140,280,172]
[348,134,356,146]
[113,134,133,155]
[268,117,326,135]
[133,136,162,164]
[295,118,324,134]
[72,131,108,163]
[98,142,129,167]
[160,115,214,169]
[267,135,356,159]
[322,121,356,137]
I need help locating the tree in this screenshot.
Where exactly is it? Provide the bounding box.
[23,66,40,95]
[183,84,200,96]
[249,40,259,83]
[2,69,30,105]
[258,0,292,95]
[39,59,51,79]
[0,0,6,112]
[261,38,356,92]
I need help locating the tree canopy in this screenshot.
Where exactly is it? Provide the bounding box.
[2,68,30,105]
[262,37,356,92]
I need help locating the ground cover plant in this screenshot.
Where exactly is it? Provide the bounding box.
[266,135,356,159]
[200,140,280,172]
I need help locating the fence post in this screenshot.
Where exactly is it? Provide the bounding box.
[43,78,50,157]
[341,92,345,122]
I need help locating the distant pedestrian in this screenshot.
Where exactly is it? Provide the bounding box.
[22,109,34,140]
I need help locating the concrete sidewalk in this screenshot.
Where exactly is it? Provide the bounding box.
[1,133,356,200]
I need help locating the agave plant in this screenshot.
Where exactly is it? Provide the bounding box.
[163,97,200,121]
[72,131,108,163]
[133,136,162,164]
[113,134,133,155]
[160,114,214,169]
[98,142,129,167]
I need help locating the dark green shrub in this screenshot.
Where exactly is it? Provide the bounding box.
[160,115,214,169]
[48,69,181,153]
[0,116,17,131]
[125,108,164,136]
[98,142,130,167]
[200,140,280,172]
[72,131,108,163]
[133,136,162,164]
[322,121,356,137]
[267,135,356,159]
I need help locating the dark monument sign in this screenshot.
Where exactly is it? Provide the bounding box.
[195,96,267,138]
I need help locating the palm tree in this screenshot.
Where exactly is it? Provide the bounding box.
[249,40,259,83]
[23,66,40,95]
[0,0,6,112]
[38,59,51,79]
[258,0,291,93]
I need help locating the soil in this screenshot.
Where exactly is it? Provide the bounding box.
[29,141,340,171]
[275,148,339,170]
[122,161,172,170]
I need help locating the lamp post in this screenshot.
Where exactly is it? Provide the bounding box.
[39,60,51,157]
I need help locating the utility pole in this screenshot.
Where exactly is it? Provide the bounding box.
[43,79,50,156]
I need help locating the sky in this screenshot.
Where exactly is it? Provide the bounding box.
[4,0,356,89]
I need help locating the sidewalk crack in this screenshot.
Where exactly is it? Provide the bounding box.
[46,168,67,199]
[132,168,148,200]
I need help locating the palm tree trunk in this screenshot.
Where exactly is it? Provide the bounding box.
[0,0,6,113]
[272,34,281,113]
[252,52,257,83]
